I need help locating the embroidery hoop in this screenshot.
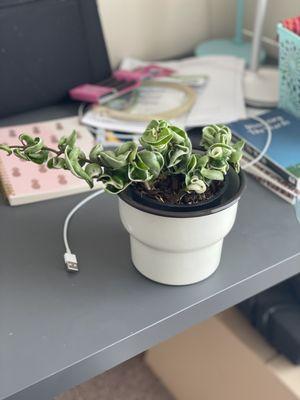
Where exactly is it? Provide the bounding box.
[94,80,197,122]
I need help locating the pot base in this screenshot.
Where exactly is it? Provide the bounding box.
[130,237,223,286]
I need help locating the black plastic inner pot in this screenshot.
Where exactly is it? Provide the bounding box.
[118,166,246,218]
[127,175,229,211]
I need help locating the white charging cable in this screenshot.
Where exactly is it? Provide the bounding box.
[63,102,115,272]
[63,189,104,272]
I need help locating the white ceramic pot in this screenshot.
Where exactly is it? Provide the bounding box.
[118,168,245,286]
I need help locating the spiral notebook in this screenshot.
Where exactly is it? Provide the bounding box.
[0,117,97,206]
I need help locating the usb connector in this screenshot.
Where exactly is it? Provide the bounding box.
[63,190,104,274]
[64,253,79,272]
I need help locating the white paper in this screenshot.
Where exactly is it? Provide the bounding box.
[82,55,246,133]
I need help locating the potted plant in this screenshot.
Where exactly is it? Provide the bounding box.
[0,120,245,285]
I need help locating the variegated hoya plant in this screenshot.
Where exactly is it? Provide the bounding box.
[0,120,244,199]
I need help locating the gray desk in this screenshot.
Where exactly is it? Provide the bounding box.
[1,107,300,400]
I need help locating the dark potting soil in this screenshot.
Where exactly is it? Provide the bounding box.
[133,174,223,206]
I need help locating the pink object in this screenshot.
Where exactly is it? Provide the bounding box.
[101,80,141,100]
[114,64,174,81]
[69,64,176,104]
[283,16,300,36]
[69,84,113,103]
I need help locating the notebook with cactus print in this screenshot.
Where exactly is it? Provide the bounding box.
[0,117,96,205]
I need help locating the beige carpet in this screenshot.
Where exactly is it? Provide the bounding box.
[55,354,174,400]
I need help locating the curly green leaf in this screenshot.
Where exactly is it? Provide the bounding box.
[186,175,207,194]
[64,146,93,187]
[47,157,66,169]
[85,163,102,178]
[201,167,224,181]
[0,144,12,155]
[89,144,103,163]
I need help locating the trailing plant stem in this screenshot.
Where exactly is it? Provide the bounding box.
[7,145,92,164]
[0,120,244,196]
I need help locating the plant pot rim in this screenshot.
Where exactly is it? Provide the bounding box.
[118,166,246,218]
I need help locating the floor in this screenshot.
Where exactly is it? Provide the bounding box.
[55,354,174,400]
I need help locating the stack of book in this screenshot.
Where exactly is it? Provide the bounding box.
[228,109,300,204]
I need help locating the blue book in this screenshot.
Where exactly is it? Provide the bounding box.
[228,109,300,189]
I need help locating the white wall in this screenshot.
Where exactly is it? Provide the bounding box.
[245,0,300,39]
[244,0,300,58]
[97,0,235,68]
[97,0,300,68]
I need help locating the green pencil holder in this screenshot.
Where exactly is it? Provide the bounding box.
[277,23,300,117]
